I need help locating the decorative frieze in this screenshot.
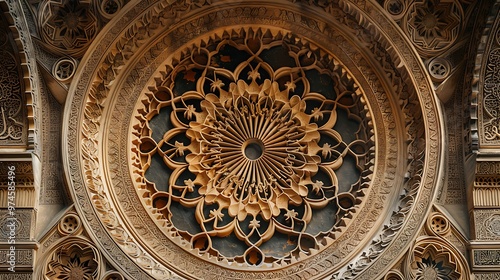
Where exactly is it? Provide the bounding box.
[473,249,500,267]
[475,273,500,279]
[477,161,500,175]
[0,273,31,279]
[473,187,500,208]
[0,248,33,267]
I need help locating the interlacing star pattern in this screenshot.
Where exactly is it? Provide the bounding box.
[133,29,374,265]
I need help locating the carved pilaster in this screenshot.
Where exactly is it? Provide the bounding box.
[0,160,35,208]
[470,160,500,272]
[0,157,36,274]
[470,0,500,274]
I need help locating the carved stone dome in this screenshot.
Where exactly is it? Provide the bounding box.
[62,0,443,279]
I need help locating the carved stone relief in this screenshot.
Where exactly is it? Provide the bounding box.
[101,271,125,280]
[398,0,464,57]
[38,76,65,205]
[132,29,374,266]
[412,251,460,279]
[38,0,99,57]
[383,270,404,280]
[0,0,494,278]
[0,161,35,208]
[477,2,500,146]
[43,238,101,280]
[52,57,78,83]
[475,273,500,280]
[0,209,35,240]
[37,0,128,58]
[472,210,500,240]
[486,214,500,236]
[404,237,470,280]
[58,213,82,236]
[0,0,42,153]
[427,213,451,236]
[62,0,442,279]
[0,273,32,279]
[473,249,500,267]
[97,0,124,19]
[473,161,500,208]
[0,13,27,146]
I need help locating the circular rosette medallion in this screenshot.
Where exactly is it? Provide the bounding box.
[132,30,374,266]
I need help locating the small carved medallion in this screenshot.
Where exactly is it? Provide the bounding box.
[428,58,451,82]
[404,0,463,55]
[53,58,77,82]
[58,213,82,235]
[38,0,99,57]
[486,214,500,236]
[45,240,100,280]
[408,241,462,280]
[98,0,124,19]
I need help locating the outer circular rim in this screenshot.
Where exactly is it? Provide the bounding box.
[61,1,444,279]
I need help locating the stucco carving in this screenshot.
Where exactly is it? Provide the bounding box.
[43,238,101,280]
[426,213,451,236]
[63,0,442,279]
[1,0,40,150]
[475,274,500,280]
[473,210,500,240]
[0,13,27,146]
[132,29,374,265]
[398,0,464,57]
[58,213,82,235]
[0,209,34,240]
[476,1,500,146]
[52,57,78,83]
[404,237,470,280]
[473,249,500,267]
[37,0,128,58]
[38,0,99,57]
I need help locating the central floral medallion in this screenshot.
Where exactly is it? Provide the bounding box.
[187,76,325,222]
[132,29,374,266]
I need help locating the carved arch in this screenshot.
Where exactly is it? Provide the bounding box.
[0,1,37,150]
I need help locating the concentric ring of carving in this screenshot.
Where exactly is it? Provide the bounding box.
[132,31,374,265]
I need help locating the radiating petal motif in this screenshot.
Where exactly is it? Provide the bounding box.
[45,242,100,280]
[411,241,462,280]
[133,29,375,265]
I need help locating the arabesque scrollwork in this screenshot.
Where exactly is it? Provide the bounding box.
[132,29,374,265]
